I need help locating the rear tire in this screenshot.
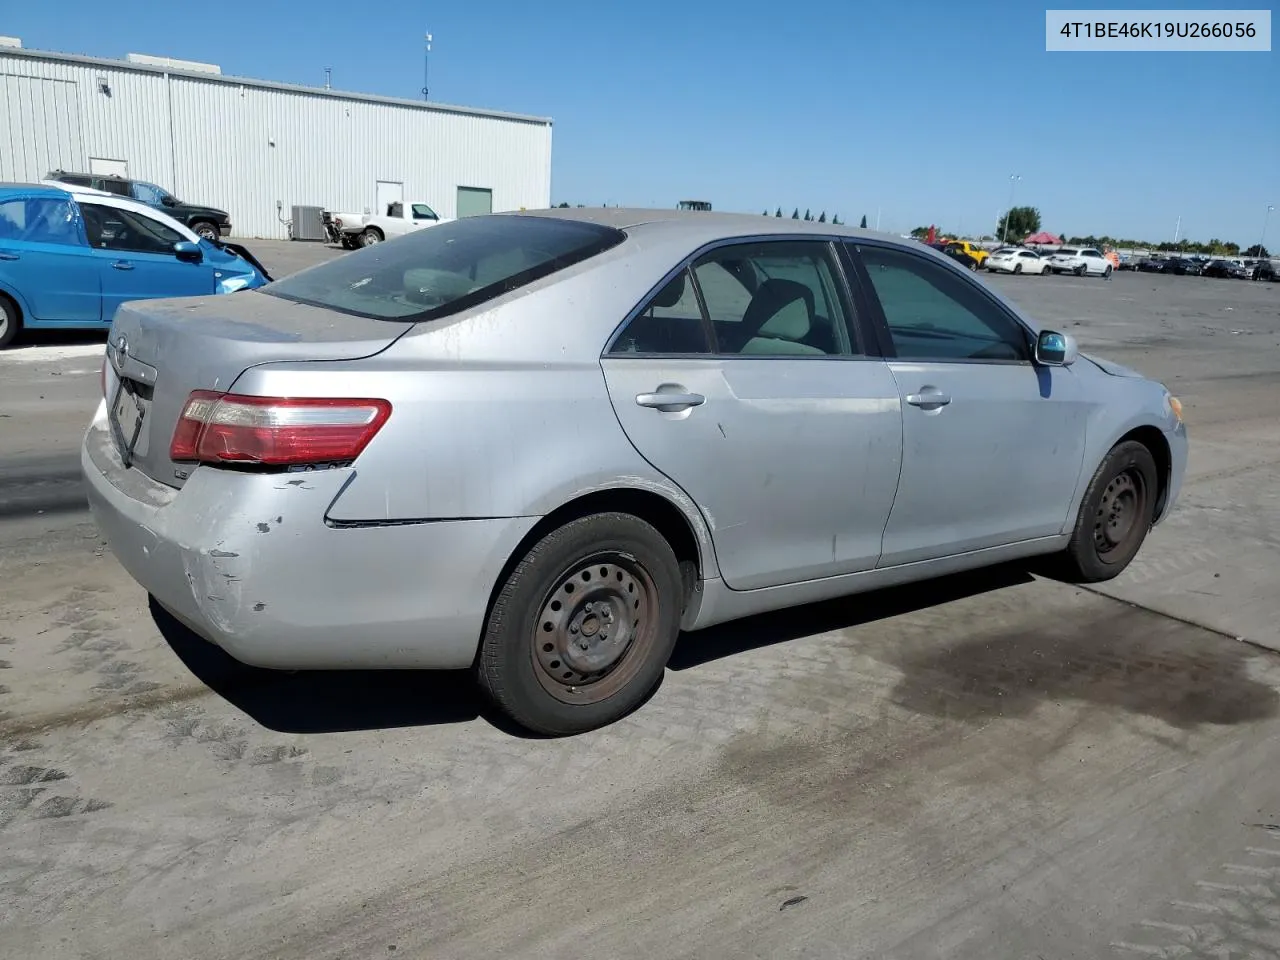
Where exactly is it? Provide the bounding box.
[477,512,683,736]
[359,227,383,247]
[1013,263,1022,275]
[1103,265,1113,278]
[0,292,20,349]
[191,220,219,241]
[1056,440,1159,583]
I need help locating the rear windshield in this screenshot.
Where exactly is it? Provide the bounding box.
[263,215,625,321]
[1056,248,1079,256]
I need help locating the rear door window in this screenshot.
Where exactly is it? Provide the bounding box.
[263,215,625,321]
[0,196,84,246]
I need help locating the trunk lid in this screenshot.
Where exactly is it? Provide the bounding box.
[105,291,411,489]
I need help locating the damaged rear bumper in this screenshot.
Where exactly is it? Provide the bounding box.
[81,412,536,670]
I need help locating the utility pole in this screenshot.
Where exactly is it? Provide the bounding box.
[1259,203,1275,256]
[1173,215,1181,245]
[422,32,432,101]
[1001,174,1021,244]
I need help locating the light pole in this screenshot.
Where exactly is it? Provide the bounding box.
[422,32,432,101]
[1259,203,1275,258]
[1001,174,1021,244]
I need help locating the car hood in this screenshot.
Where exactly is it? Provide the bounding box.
[177,203,230,219]
[1082,352,1144,378]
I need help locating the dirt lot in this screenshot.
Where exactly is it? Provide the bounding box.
[1,245,1279,959]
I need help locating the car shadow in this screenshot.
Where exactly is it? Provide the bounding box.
[152,565,1032,739]
[13,328,107,349]
[669,562,1032,670]
[150,598,501,735]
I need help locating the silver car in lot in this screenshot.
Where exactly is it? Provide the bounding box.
[82,209,1188,735]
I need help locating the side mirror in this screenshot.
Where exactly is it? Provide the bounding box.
[161,196,177,207]
[173,241,203,263]
[1035,329,1078,366]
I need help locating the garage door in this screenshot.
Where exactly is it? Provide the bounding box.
[456,186,492,218]
[0,75,84,182]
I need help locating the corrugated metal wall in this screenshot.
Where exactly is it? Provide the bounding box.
[0,51,553,239]
[0,73,84,180]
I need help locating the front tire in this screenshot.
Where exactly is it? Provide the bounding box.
[477,512,683,736]
[1103,265,1113,278]
[1057,440,1159,582]
[1013,263,1022,275]
[0,292,20,349]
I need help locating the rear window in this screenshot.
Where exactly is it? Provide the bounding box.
[263,215,625,321]
[1056,248,1079,256]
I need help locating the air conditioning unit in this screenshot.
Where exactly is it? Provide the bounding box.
[290,205,326,242]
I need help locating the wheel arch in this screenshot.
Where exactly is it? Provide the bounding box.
[478,486,712,664]
[1114,423,1173,521]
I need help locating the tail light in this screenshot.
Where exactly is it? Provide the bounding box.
[169,392,391,467]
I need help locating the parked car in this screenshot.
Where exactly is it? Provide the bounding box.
[940,246,981,270]
[0,182,270,348]
[1117,254,1141,271]
[1162,258,1203,276]
[46,170,233,241]
[1251,259,1278,281]
[82,210,1187,735]
[328,200,451,249]
[1046,246,1113,277]
[1201,260,1241,279]
[1137,257,1167,273]
[943,239,990,268]
[985,247,1050,275]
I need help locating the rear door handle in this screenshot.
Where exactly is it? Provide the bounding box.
[111,261,135,271]
[0,251,19,261]
[905,391,952,409]
[636,391,705,411]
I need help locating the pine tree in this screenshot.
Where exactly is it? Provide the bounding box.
[762,209,768,216]
[804,208,812,221]
[832,214,841,225]
[775,207,783,218]
[792,208,800,219]
[859,214,868,228]
[818,211,827,223]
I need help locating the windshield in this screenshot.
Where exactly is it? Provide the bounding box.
[263,214,625,321]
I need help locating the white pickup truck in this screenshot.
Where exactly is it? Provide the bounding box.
[330,201,451,248]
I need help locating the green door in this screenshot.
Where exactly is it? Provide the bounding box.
[456,186,493,218]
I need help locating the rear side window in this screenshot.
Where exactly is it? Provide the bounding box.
[263,215,625,321]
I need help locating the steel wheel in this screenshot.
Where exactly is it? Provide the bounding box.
[477,512,683,735]
[1056,440,1159,582]
[531,554,660,705]
[360,228,382,247]
[1092,469,1147,562]
[192,221,219,241]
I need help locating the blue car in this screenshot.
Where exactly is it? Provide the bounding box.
[0,182,271,348]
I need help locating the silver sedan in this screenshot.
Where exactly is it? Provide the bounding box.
[82,209,1188,735]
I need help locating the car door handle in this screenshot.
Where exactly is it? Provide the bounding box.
[0,251,19,261]
[636,391,705,411]
[905,391,952,408]
[111,261,135,271]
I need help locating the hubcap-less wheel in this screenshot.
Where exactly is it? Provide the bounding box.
[1093,469,1146,562]
[532,555,659,705]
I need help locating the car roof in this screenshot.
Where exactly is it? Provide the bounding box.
[0,181,76,199]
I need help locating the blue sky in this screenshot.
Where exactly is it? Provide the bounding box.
[5,1,1277,243]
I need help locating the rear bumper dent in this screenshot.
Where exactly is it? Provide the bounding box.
[82,419,537,669]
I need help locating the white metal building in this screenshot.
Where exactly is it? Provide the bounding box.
[0,39,553,239]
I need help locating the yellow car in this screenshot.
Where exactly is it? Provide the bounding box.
[943,240,990,266]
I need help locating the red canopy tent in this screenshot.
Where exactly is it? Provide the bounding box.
[1024,231,1061,245]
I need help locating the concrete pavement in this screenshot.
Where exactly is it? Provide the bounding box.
[1,260,1279,959]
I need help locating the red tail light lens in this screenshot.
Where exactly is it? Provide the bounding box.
[169,392,392,467]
